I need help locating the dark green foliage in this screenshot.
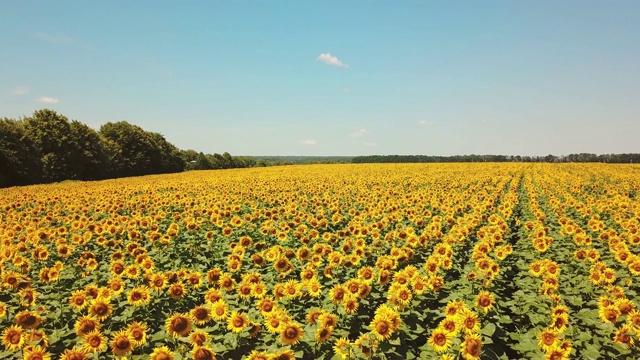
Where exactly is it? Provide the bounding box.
[0,109,258,188]
[0,118,43,187]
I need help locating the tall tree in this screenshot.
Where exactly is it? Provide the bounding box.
[0,118,43,187]
[23,109,74,182]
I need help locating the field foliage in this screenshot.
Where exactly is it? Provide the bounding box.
[1,163,640,359]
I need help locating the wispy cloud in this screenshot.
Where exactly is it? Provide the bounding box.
[11,86,29,96]
[343,87,351,93]
[37,96,59,104]
[418,120,435,127]
[351,128,369,137]
[34,32,93,50]
[317,53,348,68]
[299,139,317,145]
[363,142,377,147]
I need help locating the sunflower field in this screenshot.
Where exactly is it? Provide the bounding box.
[1,163,640,360]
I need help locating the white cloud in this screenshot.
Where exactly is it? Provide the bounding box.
[418,120,435,127]
[317,53,348,68]
[11,86,29,96]
[343,87,351,93]
[363,142,377,147]
[299,139,317,145]
[351,128,369,137]
[37,96,59,104]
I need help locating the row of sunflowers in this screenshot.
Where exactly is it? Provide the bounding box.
[0,163,639,359]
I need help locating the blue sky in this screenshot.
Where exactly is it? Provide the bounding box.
[2,1,639,156]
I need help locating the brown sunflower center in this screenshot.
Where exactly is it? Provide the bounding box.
[9,331,22,344]
[284,327,299,339]
[172,317,189,332]
[116,337,130,349]
[465,338,481,356]
[434,333,447,346]
[89,336,101,347]
[376,321,389,335]
[233,317,244,328]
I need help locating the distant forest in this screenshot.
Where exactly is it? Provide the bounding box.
[352,154,640,164]
[2,109,639,188]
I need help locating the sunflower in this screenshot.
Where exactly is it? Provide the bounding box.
[19,288,37,307]
[613,324,635,348]
[127,286,151,306]
[2,271,22,290]
[343,296,359,314]
[187,271,203,288]
[189,329,209,347]
[23,345,51,360]
[459,311,480,334]
[189,305,212,326]
[69,314,97,336]
[550,314,569,333]
[274,257,292,273]
[227,311,249,333]
[598,305,620,324]
[264,312,286,334]
[475,291,495,313]
[88,298,113,321]
[615,298,635,315]
[25,329,49,347]
[1,325,25,351]
[370,316,394,341]
[237,283,253,299]
[110,330,134,356]
[107,277,125,295]
[537,328,558,351]
[306,278,322,298]
[257,297,276,316]
[15,310,43,329]
[168,282,187,299]
[80,330,107,353]
[191,345,216,360]
[166,313,193,337]
[318,312,338,329]
[251,282,267,299]
[219,274,236,291]
[149,273,167,291]
[204,288,223,304]
[316,326,334,343]
[329,285,347,304]
[0,301,6,319]
[460,332,482,360]
[280,322,304,345]
[333,337,351,359]
[59,348,89,360]
[246,350,270,360]
[126,321,148,347]
[428,328,452,353]
[271,349,296,360]
[211,300,228,321]
[150,345,175,360]
[439,317,460,336]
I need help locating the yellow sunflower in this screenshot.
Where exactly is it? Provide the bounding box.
[227,311,249,333]
[1,325,25,351]
[166,313,193,337]
[110,330,135,356]
[280,322,304,345]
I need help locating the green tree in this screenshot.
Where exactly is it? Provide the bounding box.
[68,120,111,180]
[0,118,43,187]
[23,109,74,182]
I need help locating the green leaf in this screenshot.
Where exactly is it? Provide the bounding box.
[481,322,496,337]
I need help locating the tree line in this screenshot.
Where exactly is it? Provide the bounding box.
[0,109,257,188]
[352,154,640,164]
